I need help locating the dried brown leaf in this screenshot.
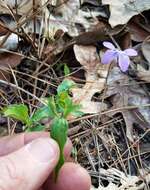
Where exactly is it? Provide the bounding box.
[0,0,40,15]
[91,168,144,190]
[128,19,150,42]
[0,52,22,81]
[142,36,150,64]
[102,0,150,27]
[73,45,109,114]
[73,45,99,72]
[49,0,107,37]
[106,67,150,141]
[0,21,9,36]
[137,65,150,82]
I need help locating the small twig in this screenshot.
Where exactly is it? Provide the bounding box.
[0,79,46,104]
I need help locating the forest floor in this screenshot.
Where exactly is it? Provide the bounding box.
[0,1,150,189]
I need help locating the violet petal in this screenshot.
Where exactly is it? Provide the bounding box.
[118,53,130,72]
[101,50,117,64]
[103,41,116,50]
[123,49,137,56]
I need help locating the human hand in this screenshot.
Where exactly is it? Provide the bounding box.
[0,132,91,190]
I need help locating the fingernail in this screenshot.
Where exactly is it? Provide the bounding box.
[27,138,58,163]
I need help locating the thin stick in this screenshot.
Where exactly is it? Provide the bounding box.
[0,79,46,104]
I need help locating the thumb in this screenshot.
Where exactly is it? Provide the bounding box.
[0,138,59,190]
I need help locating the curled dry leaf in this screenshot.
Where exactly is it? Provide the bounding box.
[127,16,150,42]
[73,44,109,114]
[106,67,150,142]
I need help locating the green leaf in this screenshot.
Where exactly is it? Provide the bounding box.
[51,117,68,180]
[41,97,59,117]
[31,105,55,123]
[47,97,59,117]
[56,91,71,111]
[57,79,75,95]
[56,91,83,118]
[67,104,84,117]
[64,64,70,76]
[3,104,31,126]
[72,110,84,117]
[26,125,45,132]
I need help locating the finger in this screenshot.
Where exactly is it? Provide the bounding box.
[44,162,91,190]
[0,133,72,157]
[0,138,60,190]
[0,132,49,156]
[64,138,72,159]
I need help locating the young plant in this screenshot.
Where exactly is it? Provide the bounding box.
[2,79,83,179]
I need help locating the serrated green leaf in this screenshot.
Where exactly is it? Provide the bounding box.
[3,104,31,126]
[41,97,59,117]
[57,79,75,95]
[56,91,83,118]
[56,91,71,111]
[26,124,45,132]
[51,117,68,180]
[66,103,79,114]
[31,105,55,123]
[64,64,70,76]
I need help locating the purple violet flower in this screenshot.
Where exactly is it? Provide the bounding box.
[101,41,137,72]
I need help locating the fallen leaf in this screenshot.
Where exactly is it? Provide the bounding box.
[49,0,106,37]
[73,45,99,72]
[118,32,131,50]
[73,44,109,114]
[142,36,150,64]
[106,67,150,141]
[46,23,126,57]
[127,16,150,42]
[102,0,150,27]
[0,52,22,80]
[0,20,9,36]
[0,0,41,15]
[81,0,102,7]
[91,168,147,190]
[137,65,150,82]
[0,13,41,39]
[0,33,19,51]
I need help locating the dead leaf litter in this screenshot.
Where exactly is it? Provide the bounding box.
[0,0,150,189]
